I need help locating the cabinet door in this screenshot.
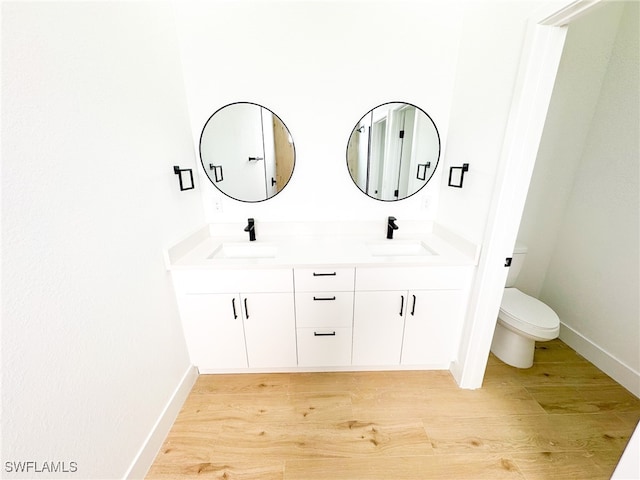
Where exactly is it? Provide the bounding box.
[242,292,297,368]
[352,291,407,366]
[401,290,464,366]
[178,293,248,369]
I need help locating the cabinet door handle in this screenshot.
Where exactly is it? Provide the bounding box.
[313,296,336,301]
[313,272,337,277]
[244,298,249,319]
[411,295,416,316]
[314,331,336,336]
[231,297,238,319]
[399,295,405,316]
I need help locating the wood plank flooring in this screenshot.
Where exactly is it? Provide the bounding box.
[146,340,640,479]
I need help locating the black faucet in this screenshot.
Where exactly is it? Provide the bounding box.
[244,218,256,241]
[387,216,399,239]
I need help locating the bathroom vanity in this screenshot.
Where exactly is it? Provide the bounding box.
[166,221,479,373]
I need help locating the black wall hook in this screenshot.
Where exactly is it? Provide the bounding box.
[448,163,469,188]
[173,166,194,191]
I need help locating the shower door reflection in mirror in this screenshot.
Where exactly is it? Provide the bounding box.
[347,102,440,201]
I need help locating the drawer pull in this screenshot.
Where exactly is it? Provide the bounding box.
[314,331,336,336]
[244,298,249,319]
[399,295,405,316]
[313,296,336,301]
[411,295,417,316]
[313,272,337,277]
[231,297,238,319]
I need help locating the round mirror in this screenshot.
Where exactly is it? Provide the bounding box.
[346,102,440,201]
[200,102,295,202]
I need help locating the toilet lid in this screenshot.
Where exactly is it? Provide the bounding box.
[500,288,559,330]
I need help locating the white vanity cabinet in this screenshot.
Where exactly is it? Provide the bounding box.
[294,268,355,366]
[352,291,406,365]
[171,269,297,371]
[353,266,472,368]
[242,292,297,368]
[175,292,248,369]
[400,289,466,365]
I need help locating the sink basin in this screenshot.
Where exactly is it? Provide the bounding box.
[208,243,277,259]
[367,240,436,257]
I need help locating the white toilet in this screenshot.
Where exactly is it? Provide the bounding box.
[490,244,560,368]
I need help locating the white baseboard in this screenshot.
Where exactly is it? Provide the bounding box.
[559,322,640,398]
[124,365,198,479]
[197,364,450,374]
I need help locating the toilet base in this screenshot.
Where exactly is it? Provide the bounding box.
[490,322,535,368]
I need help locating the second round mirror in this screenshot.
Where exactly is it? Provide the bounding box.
[200,102,295,202]
[347,102,440,201]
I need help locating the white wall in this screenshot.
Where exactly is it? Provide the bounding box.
[516,2,639,394]
[173,1,462,225]
[515,2,626,296]
[1,3,204,478]
[173,0,548,243]
[437,1,541,243]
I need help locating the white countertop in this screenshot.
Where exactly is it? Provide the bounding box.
[165,221,480,270]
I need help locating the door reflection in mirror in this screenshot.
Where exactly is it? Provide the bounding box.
[200,102,295,202]
[347,102,440,201]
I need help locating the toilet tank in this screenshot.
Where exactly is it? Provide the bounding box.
[505,243,527,287]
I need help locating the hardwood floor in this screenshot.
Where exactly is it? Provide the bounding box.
[146,340,640,479]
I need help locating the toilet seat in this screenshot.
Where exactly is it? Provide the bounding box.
[499,288,560,340]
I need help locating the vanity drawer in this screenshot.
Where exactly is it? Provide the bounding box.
[296,327,352,367]
[172,269,293,294]
[295,292,354,328]
[294,268,355,292]
[355,266,471,291]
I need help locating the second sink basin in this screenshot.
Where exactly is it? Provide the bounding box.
[367,240,436,257]
[208,243,278,259]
